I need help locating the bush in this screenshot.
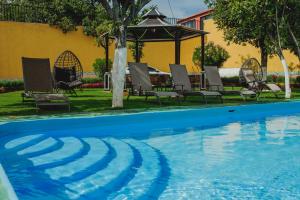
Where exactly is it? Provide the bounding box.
[267,75,285,84]
[82,78,101,84]
[193,42,230,68]
[92,58,112,82]
[296,76,300,84]
[81,78,103,88]
[0,80,24,90]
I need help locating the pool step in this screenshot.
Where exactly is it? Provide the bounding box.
[108,139,161,200]
[17,137,61,157]
[4,134,47,151]
[45,138,110,181]
[29,137,87,168]
[65,138,136,199]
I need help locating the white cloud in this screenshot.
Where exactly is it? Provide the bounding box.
[146,0,208,18]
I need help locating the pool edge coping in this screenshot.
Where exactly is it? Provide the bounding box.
[0,164,18,200]
[1,100,299,124]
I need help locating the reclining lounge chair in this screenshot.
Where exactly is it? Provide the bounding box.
[240,68,282,98]
[204,66,257,100]
[169,64,223,103]
[128,62,181,105]
[21,57,70,111]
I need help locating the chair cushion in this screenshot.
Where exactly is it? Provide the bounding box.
[54,66,76,83]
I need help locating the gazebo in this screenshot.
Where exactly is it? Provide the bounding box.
[103,8,208,71]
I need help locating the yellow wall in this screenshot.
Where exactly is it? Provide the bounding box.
[0,21,116,79]
[203,19,299,72]
[0,20,299,79]
[141,42,174,72]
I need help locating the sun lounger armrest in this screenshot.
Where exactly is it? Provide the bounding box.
[128,84,143,95]
[173,84,184,92]
[208,84,222,91]
[152,85,165,91]
[126,83,134,94]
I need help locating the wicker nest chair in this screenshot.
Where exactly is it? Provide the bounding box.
[53,50,83,95]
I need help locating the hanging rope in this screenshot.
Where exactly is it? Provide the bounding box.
[138,29,148,40]
[167,0,175,18]
[163,27,175,38]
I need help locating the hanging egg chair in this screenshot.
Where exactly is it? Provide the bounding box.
[239,58,263,85]
[54,50,83,81]
[53,50,83,95]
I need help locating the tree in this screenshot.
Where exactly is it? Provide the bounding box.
[6,0,100,33]
[204,0,273,68]
[281,0,300,60]
[128,42,144,61]
[98,0,151,108]
[205,0,300,98]
[193,42,230,68]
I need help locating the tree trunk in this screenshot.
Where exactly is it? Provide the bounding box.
[260,46,268,68]
[278,49,291,99]
[111,25,127,108]
[274,6,291,99]
[260,45,268,81]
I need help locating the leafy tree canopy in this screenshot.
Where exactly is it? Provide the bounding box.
[204,0,300,64]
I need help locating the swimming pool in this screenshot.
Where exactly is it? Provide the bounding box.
[1,102,300,199]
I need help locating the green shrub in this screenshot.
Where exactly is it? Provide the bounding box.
[296,76,300,84]
[92,58,112,81]
[267,75,285,84]
[193,42,230,68]
[82,78,101,84]
[128,42,144,61]
[0,80,24,90]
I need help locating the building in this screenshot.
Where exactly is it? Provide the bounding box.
[178,9,214,30]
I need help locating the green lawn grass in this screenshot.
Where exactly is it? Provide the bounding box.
[0,88,299,119]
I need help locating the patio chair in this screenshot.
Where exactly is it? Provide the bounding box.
[21,57,70,111]
[240,68,282,97]
[204,66,257,100]
[169,64,223,103]
[53,50,83,95]
[128,62,181,105]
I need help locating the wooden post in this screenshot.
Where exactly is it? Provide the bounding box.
[175,33,181,64]
[135,39,140,63]
[201,34,205,71]
[105,34,109,72]
[201,34,206,89]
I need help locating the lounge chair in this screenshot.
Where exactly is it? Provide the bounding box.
[21,57,70,111]
[240,68,282,97]
[204,66,257,100]
[169,64,223,103]
[128,62,181,105]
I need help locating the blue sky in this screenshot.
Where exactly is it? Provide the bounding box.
[146,0,208,18]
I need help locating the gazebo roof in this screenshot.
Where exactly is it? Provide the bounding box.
[127,8,208,42]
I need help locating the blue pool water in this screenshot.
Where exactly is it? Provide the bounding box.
[1,102,300,199]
